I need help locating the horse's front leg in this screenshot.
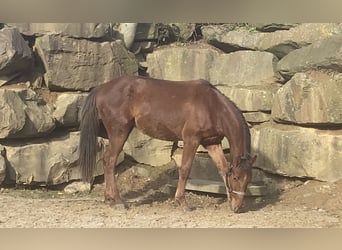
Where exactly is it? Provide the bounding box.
[175,138,199,211]
[206,144,230,198]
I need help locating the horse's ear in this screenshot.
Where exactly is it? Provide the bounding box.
[249,155,257,165]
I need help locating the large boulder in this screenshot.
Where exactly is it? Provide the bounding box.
[146,43,220,81]
[124,128,174,166]
[0,146,5,184]
[201,25,263,52]
[217,85,280,112]
[202,23,342,58]
[172,149,223,181]
[1,132,124,185]
[277,35,342,80]
[53,92,88,127]
[251,124,342,182]
[0,88,55,139]
[146,45,282,87]
[0,27,33,86]
[7,23,112,39]
[209,50,283,86]
[116,23,138,49]
[35,35,138,91]
[272,71,342,125]
[243,112,271,123]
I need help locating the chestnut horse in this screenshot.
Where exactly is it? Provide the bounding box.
[79,76,256,213]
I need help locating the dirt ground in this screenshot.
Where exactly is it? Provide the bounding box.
[0,160,341,228]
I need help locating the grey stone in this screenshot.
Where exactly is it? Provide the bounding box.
[258,23,342,58]
[201,24,262,52]
[146,43,220,81]
[146,46,282,87]
[251,124,342,182]
[217,85,280,112]
[210,51,283,86]
[202,23,342,58]
[64,181,91,194]
[124,128,174,166]
[2,131,124,185]
[177,138,230,153]
[243,112,271,123]
[116,23,138,49]
[53,92,88,127]
[7,23,111,39]
[130,165,151,178]
[272,71,342,125]
[277,35,342,79]
[0,27,33,86]
[35,35,138,91]
[0,146,6,184]
[169,23,196,41]
[0,88,55,139]
[173,149,223,181]
[255,23,298,32]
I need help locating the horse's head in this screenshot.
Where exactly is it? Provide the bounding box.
[227,155,257,213]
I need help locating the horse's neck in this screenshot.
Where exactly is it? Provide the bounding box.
[222,110,248,162]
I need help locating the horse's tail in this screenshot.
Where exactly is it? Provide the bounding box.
[79,89,100,183]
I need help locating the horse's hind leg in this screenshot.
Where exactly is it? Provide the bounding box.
[175,138,199,211]
[103,127,132,209]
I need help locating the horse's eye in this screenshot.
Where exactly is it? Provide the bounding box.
[233,176,239,181]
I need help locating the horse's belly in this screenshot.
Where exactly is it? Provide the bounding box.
[134,116,182,141]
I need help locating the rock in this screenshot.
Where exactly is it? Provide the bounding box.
[116,23,138,49]
[217,85,280,112]
[130,165,151,178]
[272,71,342,125]
[64,181,91,194]
[202,23,342,58]
[255,23,298,32]
[132,23,194,44]
[7,23,111,39]
[243,112,271,123]
[53,92,88,127]
[134,23,156,41]
[146,43,220,81]
[177,138,230,153]
[0,146,6,184]
[277,35,342,79]
[210,50,283,86]
[0,88,55,139]
[258,23,342,58]
[201,25,262,52]
[146,45,282,86]
[251,124,342,182]
[159,184,175,195]
[173,149,223,181]
[1,131,124,185]
[169,23,196,41]
[35,35,138,91]
[123,128,174,166]
[0,27,33,86]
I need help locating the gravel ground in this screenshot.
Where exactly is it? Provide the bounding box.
[0,162,341,228]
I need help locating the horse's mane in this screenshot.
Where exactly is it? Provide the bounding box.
[200,80,251,157]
